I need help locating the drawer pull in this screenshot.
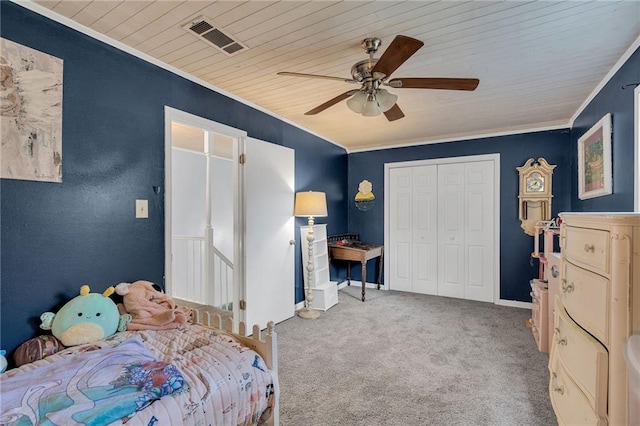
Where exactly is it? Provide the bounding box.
[554,328,567,346]
[551,372,565,395]
[584,244,595,253]
[561,279,574,293]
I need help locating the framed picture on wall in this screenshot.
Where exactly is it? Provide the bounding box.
[578,113,612,200]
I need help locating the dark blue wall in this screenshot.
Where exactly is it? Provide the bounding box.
[0,2,348,356]
[570,46,640,212]
[348,130,572,302]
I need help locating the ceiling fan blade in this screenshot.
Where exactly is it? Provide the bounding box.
[277,71,356,84]
[384,103,405,121]
[388,77,479,91]
[371,35,424,78]
[305,90,358,115]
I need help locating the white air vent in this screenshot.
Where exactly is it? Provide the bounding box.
[183,16,247,57]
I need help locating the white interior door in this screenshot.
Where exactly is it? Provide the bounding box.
[412,165,439,294]
[388,166,438,294]
[243,137,295,328]
[389,167,412,292]
[464,161,495,302]
[437,163,466,299]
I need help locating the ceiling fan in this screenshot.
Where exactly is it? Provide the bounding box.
[277,35,479,121]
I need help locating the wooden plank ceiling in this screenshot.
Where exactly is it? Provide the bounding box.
[33,1,640,151]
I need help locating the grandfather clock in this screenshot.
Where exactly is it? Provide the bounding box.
[517,158,556,236]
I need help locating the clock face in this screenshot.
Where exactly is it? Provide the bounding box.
[526,172,545,192]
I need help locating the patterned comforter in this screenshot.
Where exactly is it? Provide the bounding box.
[0,324,277,426]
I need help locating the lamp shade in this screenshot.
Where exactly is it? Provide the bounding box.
[294,191,327,217]
[362,94,382,117]
[346,91,367,113]
[376,89,398,112]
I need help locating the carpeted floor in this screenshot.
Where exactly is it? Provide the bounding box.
[275,288,556,426]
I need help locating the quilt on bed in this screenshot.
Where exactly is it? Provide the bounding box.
[0,324,276,426]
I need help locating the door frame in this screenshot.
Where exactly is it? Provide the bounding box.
[384,153,501,304]
[164,106,247,331]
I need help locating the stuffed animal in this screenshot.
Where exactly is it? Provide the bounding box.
[13,335,64,366]
[115,280,192,331]
[0,350,7,373]
[40,285,131,346]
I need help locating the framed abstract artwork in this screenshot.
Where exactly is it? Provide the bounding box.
[578,113,612,200]
[1,38,63,183]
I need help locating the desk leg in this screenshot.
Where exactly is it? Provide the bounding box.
[361,262,366,302]
[377,251,383,290]
[347,261,351,285]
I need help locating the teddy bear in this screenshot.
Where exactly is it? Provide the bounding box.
[40,285,131,347]
[115,280,192,331]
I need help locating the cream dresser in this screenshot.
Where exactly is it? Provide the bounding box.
[549,213,640,425]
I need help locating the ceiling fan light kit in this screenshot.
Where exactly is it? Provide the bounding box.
[277,35,479,121]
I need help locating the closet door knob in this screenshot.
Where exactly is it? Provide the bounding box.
[289,240,296,245]
[551,265,559,278]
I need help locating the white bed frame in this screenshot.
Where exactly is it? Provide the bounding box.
[192,309,279,426]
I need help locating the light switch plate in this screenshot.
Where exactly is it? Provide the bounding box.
[136,199,148,218]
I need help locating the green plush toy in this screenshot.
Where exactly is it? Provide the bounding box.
[40,285,131,346]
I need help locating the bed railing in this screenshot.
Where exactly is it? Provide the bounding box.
[172,235,233,309]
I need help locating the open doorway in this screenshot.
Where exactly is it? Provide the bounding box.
[164,107,296,332]
[164,107,246,329]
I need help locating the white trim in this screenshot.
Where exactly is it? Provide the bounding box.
[351,123,568,153]
[496,299,532,310]
[570,33,640,127]
[635,85,640,212]
[14,0,345,152]
[384,153,501,305]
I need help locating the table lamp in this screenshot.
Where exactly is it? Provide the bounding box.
[294,191,328,319]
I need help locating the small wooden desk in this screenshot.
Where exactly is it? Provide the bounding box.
[328,241,383,301]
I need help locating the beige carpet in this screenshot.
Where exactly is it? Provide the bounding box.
[276,290,556,426]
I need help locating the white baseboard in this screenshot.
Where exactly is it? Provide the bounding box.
[496,299,532,309]
[331,282,532,309]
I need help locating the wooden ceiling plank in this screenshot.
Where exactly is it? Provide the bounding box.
[70,0,123,27]
[90,1,152,35]
[126,1,214,50]
[104,1,184,43]
[50,0,92,18]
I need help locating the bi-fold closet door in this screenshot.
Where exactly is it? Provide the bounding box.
[387,158,495,303]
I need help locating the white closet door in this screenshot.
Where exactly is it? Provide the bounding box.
[412,165,438,294]
[389,167,413,292]
[389,166,437,294]
[437,163,466,299]
[464,161,494,302]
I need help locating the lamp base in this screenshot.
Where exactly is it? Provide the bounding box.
[297,307,320,319]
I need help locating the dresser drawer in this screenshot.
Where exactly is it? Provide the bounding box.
[562,261,610,344]
[554,304,608,416]
[564,226,609,275]
[549,355,608,426]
